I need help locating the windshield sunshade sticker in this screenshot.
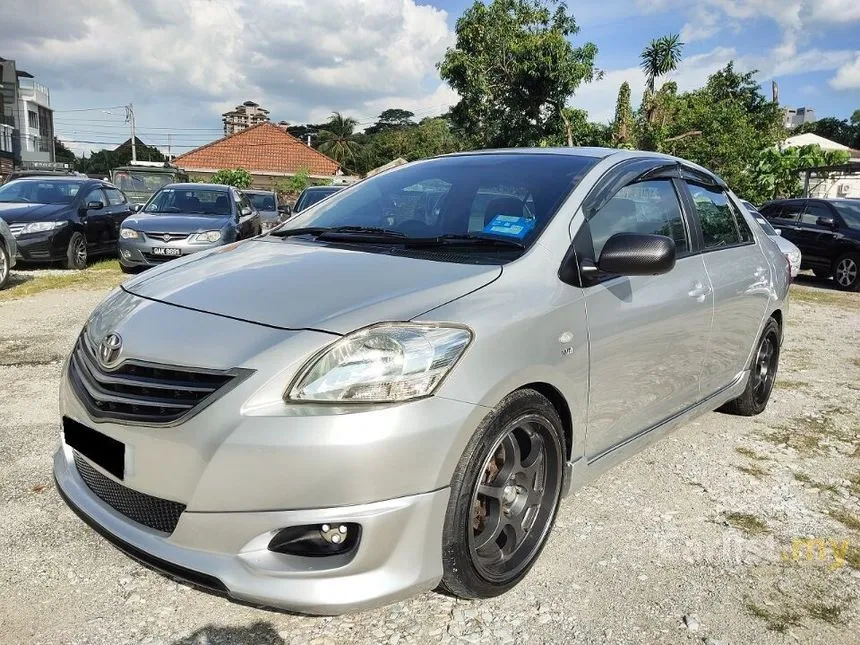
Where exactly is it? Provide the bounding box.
[482,214,535,239]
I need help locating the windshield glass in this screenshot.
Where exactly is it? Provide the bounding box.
[833,201,860,229]
[754,216,777,236]
[247,192,275,211]
[282,154,595,252]
[144,187,233,216]
[112,170,174,193]
[295,187,341,213]
[0,179,81,204]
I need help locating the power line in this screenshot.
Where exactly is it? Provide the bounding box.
[52,105,128,113]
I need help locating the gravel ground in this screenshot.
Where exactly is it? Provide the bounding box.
[0,271,858,645]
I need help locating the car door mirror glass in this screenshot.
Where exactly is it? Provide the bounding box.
[774,228,782,236]
[130,203,143,213]
[241,206,252,216]
[816,217,835,228]
[596,233,676,276]
[86,200,104,210]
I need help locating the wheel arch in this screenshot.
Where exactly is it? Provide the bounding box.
[519,382,573,462]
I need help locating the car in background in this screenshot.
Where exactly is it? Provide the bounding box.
[3,169,85,184]
[741,200,801,279]
[110,161,189,206]
[244,189,289,231]
[0,217,17,289]
[0,177,132,269]
[117,183,262,272]
[293,185,343,213]
[759,198,860,291]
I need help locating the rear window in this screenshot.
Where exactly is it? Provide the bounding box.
[247,193,276,211]
[687,183,744,249]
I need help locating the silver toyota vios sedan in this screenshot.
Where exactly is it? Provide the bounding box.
[54,149,790,614]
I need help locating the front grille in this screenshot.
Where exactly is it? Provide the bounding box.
[7,223,25,236]
[144,232,189,243]
[141,252,176,264]
[68,333,251,425]
[74,452,185,534]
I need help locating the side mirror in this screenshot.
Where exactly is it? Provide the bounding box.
[816,216,836,228]
[774,228,782,236]
[86,200,104,211]
[241,206,252,216]
[279,204,292,216]
[597,233,676,276]
[130,203,143,213]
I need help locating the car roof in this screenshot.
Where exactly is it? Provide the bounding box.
[163,183,231,190]
[304,185,342,191]
[242,188,274,194]
[10,175,93,183]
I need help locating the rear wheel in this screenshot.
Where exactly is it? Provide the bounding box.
[0,243,10,289]
[63,232,87,270]
[440,389,565,599]
[719,318,780,416]
[833,253,860,291]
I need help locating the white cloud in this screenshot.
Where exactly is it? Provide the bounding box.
[830,54,860,90]
[679,7,721,43]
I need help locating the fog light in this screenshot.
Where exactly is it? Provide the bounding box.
[121,249,132,260]
[268,522,360,557]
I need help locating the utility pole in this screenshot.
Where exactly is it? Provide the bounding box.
[126,104,136,162]
[167,133,172,161]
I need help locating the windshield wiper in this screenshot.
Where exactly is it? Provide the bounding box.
[269,226,406,241]
[408,234,525,249]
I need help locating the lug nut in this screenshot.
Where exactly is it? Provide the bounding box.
[331,534,341,544]
[338,525,347,534]
[321,524,330,532]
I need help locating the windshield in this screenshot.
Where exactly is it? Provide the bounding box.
[282,154,595,254]
[0,179,81,204]
[247,192,275,211]
[754,216,777,236]
[143,187,233,216]
[112,170,174,193]
[294,187,341,213]
[833,201,860,229]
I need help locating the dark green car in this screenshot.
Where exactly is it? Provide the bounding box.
[110,162,189,206]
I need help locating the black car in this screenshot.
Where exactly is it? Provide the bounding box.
[0,177,132,269]
[759,198,860,291]
[243,189,290,231]
[293,185,344,213]
[2,169,84,184]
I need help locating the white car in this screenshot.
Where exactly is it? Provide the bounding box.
[742,200,801,278]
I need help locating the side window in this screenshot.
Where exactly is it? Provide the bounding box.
[758,204,781,220]
[239,193,253,214]
[82,188,106,207]
[728,198,754,243]
[687,183,742,249]
[105,188,126,206]
[589,180,689,258]
[802,202,832,225]
[778,202,805,222]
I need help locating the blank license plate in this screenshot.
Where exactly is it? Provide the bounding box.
[152,247,181,257]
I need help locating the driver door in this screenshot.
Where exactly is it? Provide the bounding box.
[79,187,112,252]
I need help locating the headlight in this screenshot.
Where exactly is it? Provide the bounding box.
[18,221,66,235]
[287,323,473,403]
[786,251,801,266]
[119,228,139,239]
[189,230,222,244]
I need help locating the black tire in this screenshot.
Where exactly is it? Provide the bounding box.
[0,242,10,289]
[63,231,87,270]
[440,389,566,599]
[833,252,860,292]
[720,317,780,416]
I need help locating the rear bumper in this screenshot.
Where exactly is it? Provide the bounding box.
[54,444,450,614]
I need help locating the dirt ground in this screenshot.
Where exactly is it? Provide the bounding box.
[0,271,858,645]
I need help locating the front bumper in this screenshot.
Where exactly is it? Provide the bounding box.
[118,236,224,268]
[13,228,68,263]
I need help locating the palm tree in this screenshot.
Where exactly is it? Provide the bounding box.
[640,34,683,95]
[316,112,365,171]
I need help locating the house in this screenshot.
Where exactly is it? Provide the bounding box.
[783,133,860,199]
[222,100,270,135]
[0,56,55,177]
[175,121,341,188]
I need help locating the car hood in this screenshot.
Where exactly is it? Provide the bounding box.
[125,214,233,233]
[122,238,501,334]
[0,202,71,222]
[770,234,800,255]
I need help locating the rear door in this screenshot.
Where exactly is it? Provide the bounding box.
[796,201,841,271]
[682,182,770,396]
[762,201,806,250]
[582,178,713,459]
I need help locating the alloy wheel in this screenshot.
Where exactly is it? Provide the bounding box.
[468,415,562,583]
[835,257,858,288]
[0,248,7,286]
[74,237,87,268]
[752,331,778,406]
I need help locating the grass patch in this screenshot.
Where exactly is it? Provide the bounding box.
[794,472,812,484]
[737,464,770,479]
[852,357,860,369]
[735,446,769,461]
[745,601,802,633]
[792,472,839,494]
[725,512,769,536]
[829,509,860,532]
[806,601,847,624]
[849,473,860,496]
[790,284,860,310]
[0,260,123,302]
[775,379,811,392]
[846,545,860,571]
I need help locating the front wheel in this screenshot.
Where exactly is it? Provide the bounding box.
[833,253,860,292]
[63,231,87,270]
[719,318,780,416]
[440,389,565,599]
[0,243,10,289]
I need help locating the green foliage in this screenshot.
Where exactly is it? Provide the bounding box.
[371,117,462,165]
[53,138,76,165]
[274,168,311,195]
[751,144,851,202]
[209,167,253,189]
[640,33,683,94]
[611,82,634,147]
[365,109,417,135]
[316,112,367,173]
[438,0,600,148]
[540,108,610,147]
[75,139,165,176]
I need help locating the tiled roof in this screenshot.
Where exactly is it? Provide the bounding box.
[176,122,340,176]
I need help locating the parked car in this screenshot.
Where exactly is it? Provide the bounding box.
[117,183,262,272]
[760,197,860,291]
[0,177,132,269]
[3,169,85,184]
[741,200,801,278]
[244,189,289,231]
[0,217,17,289]
[54,149,788,614]
[293,185,344,213]
[110,161,189,206]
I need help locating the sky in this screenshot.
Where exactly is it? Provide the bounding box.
[1,0,858,156]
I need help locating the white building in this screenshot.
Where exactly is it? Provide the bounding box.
[17,75,54,163]
[782,133,860,199]
[221,100,270,135]
[783,106,816,129]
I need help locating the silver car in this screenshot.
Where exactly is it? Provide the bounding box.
[54,149,789,614]
[742,200,801,278]
[0,216,17,289]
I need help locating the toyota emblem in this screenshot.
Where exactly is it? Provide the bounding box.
[99,332,123,368]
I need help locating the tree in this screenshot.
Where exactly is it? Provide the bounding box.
[54,138,76,166]
[438,0,600,148]
[210,167,252,189]
[793,116,860,149]
[76,138,165,176]
[751,145,851,201]
[365,109,417,135]
[640,33,683,95]
[316,112,366,172]
[611,82,634,147]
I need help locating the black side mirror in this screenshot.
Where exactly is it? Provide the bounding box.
[816,216,836,228]
[279,204,292,216]
[597,233,676,276]
[130,203,143,213]
[86,200,104,211]
[241,206,252,217]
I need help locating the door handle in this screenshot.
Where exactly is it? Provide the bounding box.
[688,281,711,302]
